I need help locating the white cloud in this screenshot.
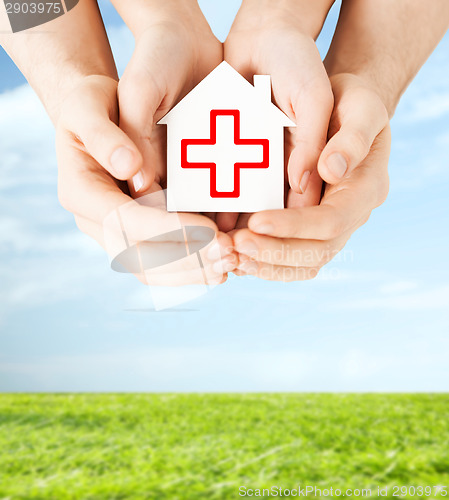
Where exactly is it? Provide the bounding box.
[2,341,449,391]
[0,85,56,190]
[399,90,449,123]
[337,341,449,388]
[379,280,418,295]
[394,34,449,124]
[1,14,449,392]
[340,284,449,311]
[0,348,317,391]
[0,26,141,315]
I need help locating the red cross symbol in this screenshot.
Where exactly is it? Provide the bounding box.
[181,110,269,198]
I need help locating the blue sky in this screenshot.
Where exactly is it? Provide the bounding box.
[0,1,448,392]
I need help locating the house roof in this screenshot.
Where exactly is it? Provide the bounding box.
[158,61,295,128]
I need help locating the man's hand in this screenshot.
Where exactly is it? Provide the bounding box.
[233,74,390,280]
[112,0,223,195]
[56,76,236,286]
[222,0,335,232]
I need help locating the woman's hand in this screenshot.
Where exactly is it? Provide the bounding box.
[56,75,236,286]
[112,0,223,195]
[233,73,390,281]
[222,0,335,232]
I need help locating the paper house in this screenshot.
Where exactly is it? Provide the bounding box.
[158,62,295,213]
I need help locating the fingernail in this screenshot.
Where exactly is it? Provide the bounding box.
[236,240,258,257]
[110,147,135,177]
[326,153,347,179]
[238,260,259,274]
[132,171,144,192]
[299,170,311,194]
[252,224,274,235]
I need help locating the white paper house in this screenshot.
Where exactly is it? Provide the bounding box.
[158,61,295,213]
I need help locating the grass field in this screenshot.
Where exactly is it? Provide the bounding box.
[0,394,448,499]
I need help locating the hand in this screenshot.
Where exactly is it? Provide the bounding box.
[221,0,334,231]
[56,75,236,286]
[232,73,391,281]
[116,3,223,196]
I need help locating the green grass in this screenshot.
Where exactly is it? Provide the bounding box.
[0,394,448,499]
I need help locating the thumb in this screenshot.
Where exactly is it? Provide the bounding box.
[64,78,144,182]
[75,113,144,183]
[117,31,185,194]
[318,88,388,184]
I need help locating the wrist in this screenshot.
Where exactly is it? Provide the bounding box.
[328,72,392,123]
[326,63,399,118]
[113,0,208,39]
[2,0,118,124]
[36,68,116,125]
[231,0,334,39]
[55,74,118,130]
[350,72,400,118]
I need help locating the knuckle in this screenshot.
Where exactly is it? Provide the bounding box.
[348,129,371,162]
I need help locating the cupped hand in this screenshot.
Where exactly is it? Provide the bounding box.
[232,73,391,281]
[221,0,334,231]
[117,9,223,196]
[55,75,236,286]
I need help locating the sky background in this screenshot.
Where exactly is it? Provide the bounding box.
[0,1,448,392]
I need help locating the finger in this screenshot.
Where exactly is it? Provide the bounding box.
[226,35,332,199]
[236,255,320,282]
[233,228,347,267]
[144,269,229,287]
[287,82,333,194]
[202,212,217,223]
[246,204,356,242]
[64,82,143,182]
[118,69,162,192]
[77,119,143,182]
[247,190,369,242]
[57,132,228,255]
[77,210,233,261]
[216,212,240,232]
[235,213,251,229]
[118,68,164,145]
[75,214,237,285]
[318,86,389,184]
[118,31,188,194]
[286,168,323,209]
[248,130,391,240]
[272,41,333,195]
[143,252,236,287]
